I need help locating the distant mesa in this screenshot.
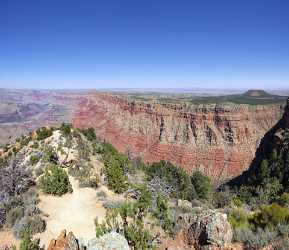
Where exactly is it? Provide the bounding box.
[243,89,271,97]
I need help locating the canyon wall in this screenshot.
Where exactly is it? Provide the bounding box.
[73,93,284,182]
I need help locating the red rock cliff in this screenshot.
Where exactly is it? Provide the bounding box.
[73,93,284,182]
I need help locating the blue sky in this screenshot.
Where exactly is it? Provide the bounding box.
[1,0,289,89]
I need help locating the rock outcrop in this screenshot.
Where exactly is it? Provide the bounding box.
[47,230,130,250]
[47,230,79,250]
[161,210,233,250]
[179,210,233,250]
[159,209,233,250]
[73,93,284,182]
[87,232,130,250]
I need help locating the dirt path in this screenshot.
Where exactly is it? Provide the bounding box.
[0,229,20,249]
[35,176,107,248]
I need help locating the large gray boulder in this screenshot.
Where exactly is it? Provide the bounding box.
[87,232,130,250]
[177,209,233,250]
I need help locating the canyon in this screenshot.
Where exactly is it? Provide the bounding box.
[0,89,287,182]
[73,92,285,182]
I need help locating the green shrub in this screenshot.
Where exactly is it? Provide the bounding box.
[277,193,289,206]
[146,160,193,200]
[60,123,71,136]
[6,206,24,226]
[249,203,289,229]
[29,155,40,166]
[104,158,128,194]
[26,216,46,235]
[123,221,153,249]
[213,190,233,208]
[81,128,96,141]
[36,127,52,141]
[43,146,58,163]
[233,227,277,250]
[154,194,174,233]
[233,198,243,207]
[228,208,250,230]
[39,165,72,195]
[130,185,152,217]
[191,170,213,201]
[95,199,154,249]
[19,229,39,250]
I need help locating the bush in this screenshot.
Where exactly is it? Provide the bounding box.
[81,128,96,141]
[6,206,24,226]
[43,146,58,163]
[95,200,154,249]
[36,127,52,141]
[234,227,277,249]
[146,160,193,200]
[191,170,213,201]
[19,229,39,250]
[154,194,174,234]
[60,123,71,136]
[213,189,233,208]
[228,208,250,230]
[96,191,107,199]
[249,203,289,230]
[29,155,40,166]
[39,165,72,196]
[13,215,46,239]
[277,193,289,206]
[103,200,123,210]
[26,216,46,235]
[104,158,128,193]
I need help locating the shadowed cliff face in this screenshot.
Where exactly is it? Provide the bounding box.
[230,98,289,186]
[73,93,285,183]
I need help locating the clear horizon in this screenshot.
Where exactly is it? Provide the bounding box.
[1,0,289,89]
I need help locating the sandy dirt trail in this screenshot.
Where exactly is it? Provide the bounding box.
[35,176,106,248]
[0,229,20,249]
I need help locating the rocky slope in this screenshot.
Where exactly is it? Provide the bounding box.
[73,92,285,182]
[230,97,289,187]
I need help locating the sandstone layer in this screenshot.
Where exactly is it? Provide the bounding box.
[73,93,285,182]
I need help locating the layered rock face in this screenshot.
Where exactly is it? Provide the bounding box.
[73,93,284,182]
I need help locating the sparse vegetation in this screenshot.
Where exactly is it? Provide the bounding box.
[29,155,40,165]
[60,122,72,136]
[95,185,154,249]
[39,165,72,195]
[80,127,96,141]
[19,229,40,250]
[146,160,193,200]
[36,127,53,141]
[191,170,213,201]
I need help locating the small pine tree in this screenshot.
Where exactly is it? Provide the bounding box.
[39,165,72,195]
[191,170,213,201]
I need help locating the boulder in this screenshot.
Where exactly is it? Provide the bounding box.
[47,230,79,250]
[87,232,130,250]
[177,210,233,250]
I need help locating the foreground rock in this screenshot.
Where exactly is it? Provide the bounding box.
[47,230,79,250]
[47,230,130,250]
[161,209,233,250]
[87,232,130,250]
